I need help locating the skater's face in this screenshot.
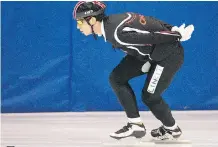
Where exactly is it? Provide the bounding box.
[77,19,92,36]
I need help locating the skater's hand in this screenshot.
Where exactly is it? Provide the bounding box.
[171,23,194,42]
[141,61,151,73]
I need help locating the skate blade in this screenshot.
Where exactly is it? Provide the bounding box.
[106,136,154,146]
[103,141,155,147]
[149,139,192,144]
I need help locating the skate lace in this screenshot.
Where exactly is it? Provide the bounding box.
[156,126,164,135]
[122,123,132,131]
[156,126,174,140]
[115,123,133,134]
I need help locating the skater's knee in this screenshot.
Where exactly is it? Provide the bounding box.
[109,71,126,85]
[109,71,118,85]
[141,90,161,106]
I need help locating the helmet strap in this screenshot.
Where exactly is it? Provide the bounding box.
[91,25,97,40]
[85,17,97,40]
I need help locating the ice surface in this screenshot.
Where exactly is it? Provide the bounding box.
[1,111,218,147]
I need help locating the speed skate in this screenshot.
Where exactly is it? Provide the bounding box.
[104,139,192,147]
[147,138,192,144]
[106,135,192,146]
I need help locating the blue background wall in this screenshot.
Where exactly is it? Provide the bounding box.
[1,2,218,113]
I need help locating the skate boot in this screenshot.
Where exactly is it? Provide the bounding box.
[151,125,182,140]
[110,122,146,140]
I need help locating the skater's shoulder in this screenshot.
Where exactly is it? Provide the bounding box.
[105,12,156,24]
[107,12,146,18]
[103,12,139,27]
[105,13,129,20]
[102,13,129,27]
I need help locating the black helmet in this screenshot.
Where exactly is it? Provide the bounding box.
[73,1,106,20]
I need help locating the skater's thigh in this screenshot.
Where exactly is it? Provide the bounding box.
[111,55,146,81]
[143,53,184,96]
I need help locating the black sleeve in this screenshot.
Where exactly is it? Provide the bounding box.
[116,27,181,45]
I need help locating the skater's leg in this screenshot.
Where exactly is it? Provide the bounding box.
[109,55,147,139]
[142,63,176,126]
[141,47,184,139]
[109,55,145,120]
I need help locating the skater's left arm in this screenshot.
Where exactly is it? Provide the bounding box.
[116,27,182,45]
[116,24,195,45]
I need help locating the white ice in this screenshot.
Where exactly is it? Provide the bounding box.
[1,111,218,147]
